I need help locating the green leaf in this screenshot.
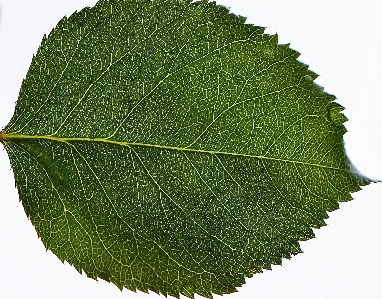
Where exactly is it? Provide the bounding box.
[0,0,374,298]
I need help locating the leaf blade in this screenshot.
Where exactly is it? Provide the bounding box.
[0,0,373,298]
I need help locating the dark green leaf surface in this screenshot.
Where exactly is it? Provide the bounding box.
[0,0,372,298]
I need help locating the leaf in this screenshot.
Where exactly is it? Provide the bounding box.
[0,0,375,298]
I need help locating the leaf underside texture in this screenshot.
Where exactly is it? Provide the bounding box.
[0,0,371,298]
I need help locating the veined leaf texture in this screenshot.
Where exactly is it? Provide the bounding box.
[0,0,382,295]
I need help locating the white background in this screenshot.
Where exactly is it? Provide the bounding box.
[0,0,381,298]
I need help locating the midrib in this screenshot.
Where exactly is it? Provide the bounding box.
[0,133,345,171]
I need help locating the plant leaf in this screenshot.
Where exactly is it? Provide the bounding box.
[0,0,373,298]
